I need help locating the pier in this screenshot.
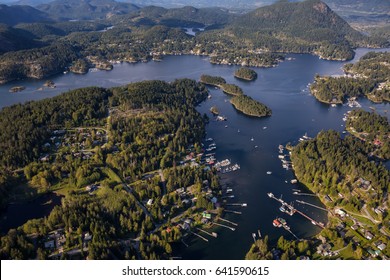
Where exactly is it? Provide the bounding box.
[197,228,218,238]
[212,222,235,231]
[189,230,208,242]
[284,227,299,240]
[224,210,242,215]
[293,192,317,197]
[225,203,247,207]
[217,217,238,226]
[296,200,328,212]
[267,192,325,229]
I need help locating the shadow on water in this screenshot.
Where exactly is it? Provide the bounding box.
[0,193,62,234]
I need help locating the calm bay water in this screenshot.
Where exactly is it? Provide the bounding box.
[0,48,389,259]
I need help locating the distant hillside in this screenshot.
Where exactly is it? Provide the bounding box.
[0,24,42,53]
[112,6,236,28]
[0,4,51,25]
[223,0,374,60]
[11,0,51,6]
[37,0,140,21]
[325,0,390,14]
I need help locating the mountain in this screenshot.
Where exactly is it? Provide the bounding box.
[0,4,51,25]
[0,24,42,53]
[118,0,277,9]
[223,0,369,60]
[112,6,236,27]
[325,0,390,14]
[10,0,52,6]
[37,0,140,21]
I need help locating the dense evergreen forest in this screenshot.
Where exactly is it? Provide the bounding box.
[234,67,258,81]
[311,52,390,104]
[291,130,389,210]
[346,109,390,160]
[199,75,226,86]
[220,84,244,96]
[230,95,272,117]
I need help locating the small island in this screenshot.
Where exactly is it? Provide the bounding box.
[230,95,272,117]
[44,80,56,88]
[210,106,219,115]
[200,75,226,87]
[234,67,258,81]
[200,75,243,96]
[220,84,244,96]
[9,86,26,93]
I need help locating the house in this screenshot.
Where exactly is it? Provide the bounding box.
[351,224,359,231]
[40,155,50,162]
[373,139,383,146]
[147,199,153,206]
[84,232,92,242]
[377,243,386,251]
[335,208,346,218]
[368,249,377,257]
[365,231,374,240]
[324,195,333,202]
[86,184,98,193]
[202,212,211,219]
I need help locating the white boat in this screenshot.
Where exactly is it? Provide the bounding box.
[267,171,272,175]
[251,137,254,141]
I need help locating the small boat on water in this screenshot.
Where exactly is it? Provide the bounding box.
[273,219,281,227]
[266,171,272,175]
[251,137,254,141]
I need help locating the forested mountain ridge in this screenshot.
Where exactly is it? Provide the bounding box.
[224,0,380,60]
[111,5,236,27]
[0,4,51,25]
[37,0,140,21]
[0,24,43,54]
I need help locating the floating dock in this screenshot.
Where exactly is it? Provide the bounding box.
[267,192,325,229]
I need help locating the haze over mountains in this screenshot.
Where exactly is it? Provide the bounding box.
[2,0,389,12]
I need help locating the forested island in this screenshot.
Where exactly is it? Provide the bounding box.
[199,75,226,87]
[0,0,389,84]
[220,84,244,96]
[234,67,258,81]
[0,79,232,260]
[230,95,271,118]
[310,52,390,104]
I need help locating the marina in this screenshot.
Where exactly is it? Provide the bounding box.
[267,193,325,229]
